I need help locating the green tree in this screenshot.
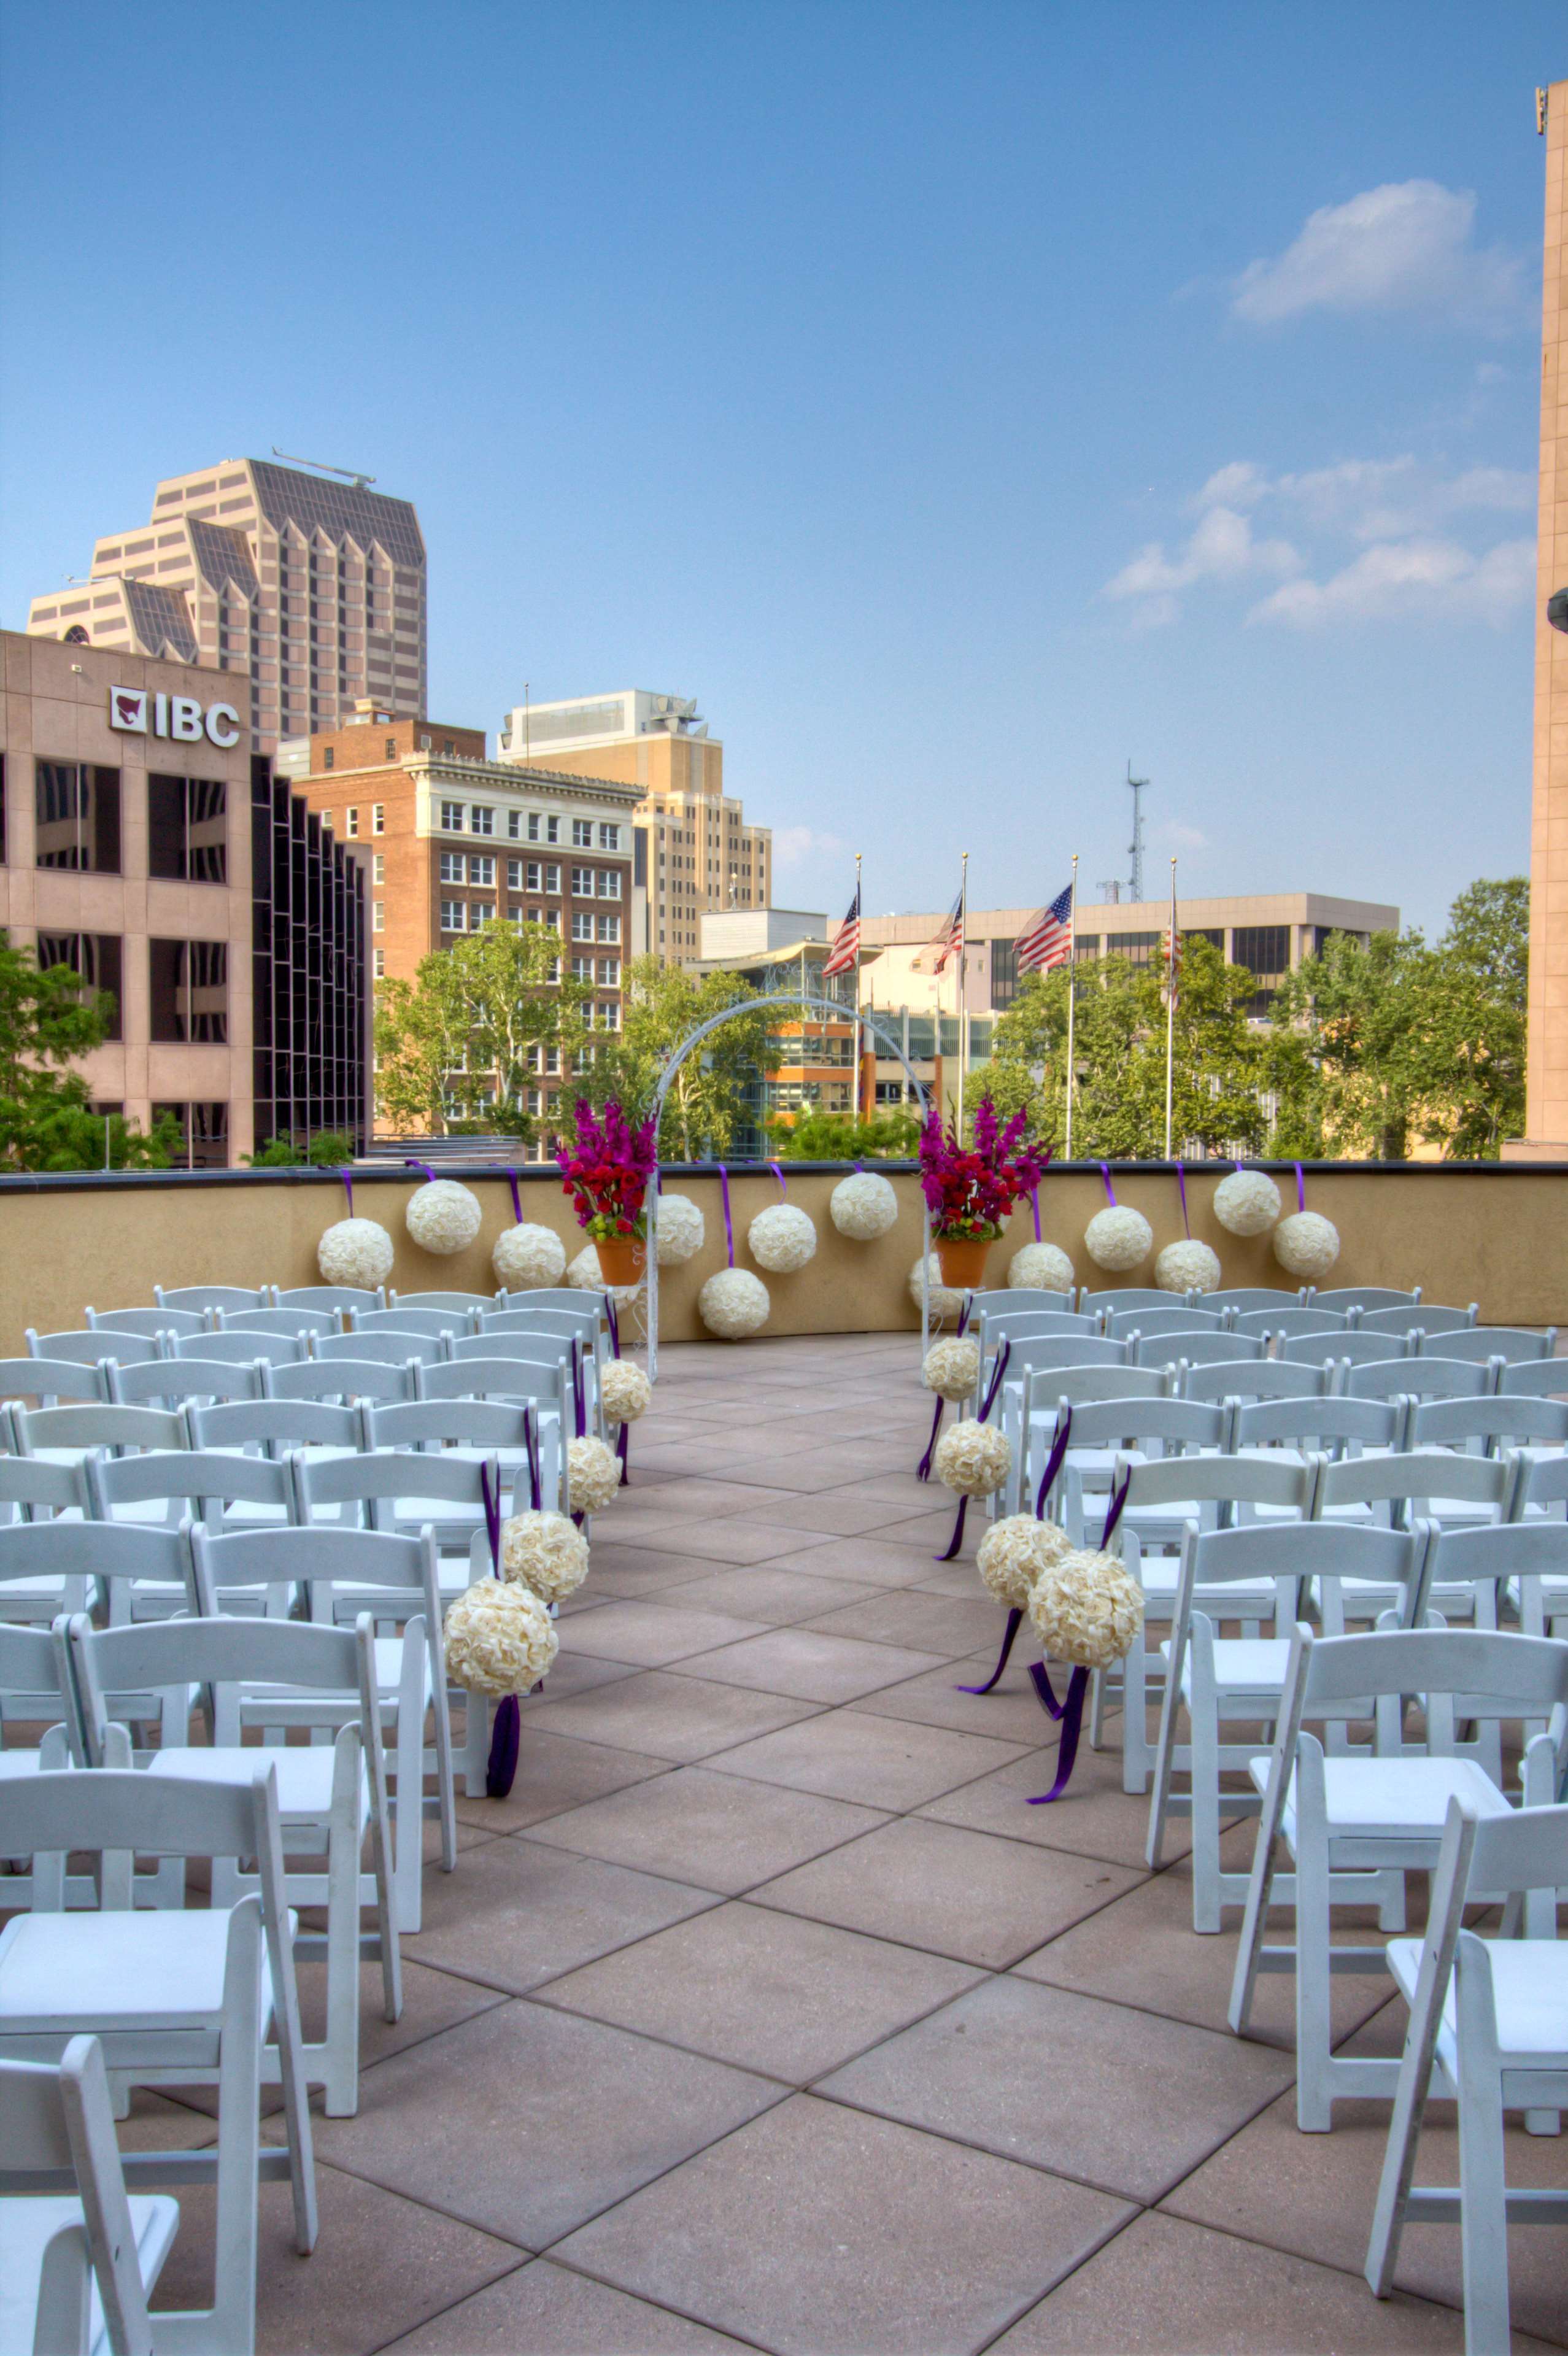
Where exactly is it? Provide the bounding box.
[767,1107,921,1161]
[374,922,592,1138]
[246,1130,355,1168]
[574,957,769,1159]
[0,929,118,1170]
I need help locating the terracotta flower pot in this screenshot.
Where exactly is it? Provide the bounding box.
[935,1233,992,1289]
[594,1234,647,1287]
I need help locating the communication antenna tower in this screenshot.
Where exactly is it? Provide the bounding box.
[1126,763,1149,902]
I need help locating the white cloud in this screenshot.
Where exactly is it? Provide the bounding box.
[1230,180,1527,334]
[1104,505,1301,625]
[1162,822,1208,851]
[771,824,847,869]
[1249,536,1534,628]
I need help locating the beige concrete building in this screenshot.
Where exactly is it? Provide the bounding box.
[496,691,770,964]
[25,458,426,753]
[1523,77,1568,1152]
[0,631,368,1164]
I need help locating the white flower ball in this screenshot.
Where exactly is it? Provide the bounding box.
[567,1435,622,1514]
[492,1221,566,1290]
[1084,1205,1154,1272]
[932,1418,1013,1499]
[922,1337,980,1402]
[748,1202,817,1273]
[600,1360,651,1425]
[830,1172,898,1240]
[976,1515,1074,1609]
[1155,1239,1222,1295]
[698,1266,771,1339]
[1273,1210,1340,1280]
[444,1580,558,1696]
[908,1253,967,1327]
[500,1509,589,1605]
[654,1192,705,1265]
[407,1179,482,1257]
[318,1216,393,1289]
[1008,1242,1075,1294]
[568,1243,644,1308]
[1213,1168,1281,1238]
[1029,1547,1145,1671]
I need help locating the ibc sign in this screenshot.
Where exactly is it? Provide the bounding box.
[109,687,241,749]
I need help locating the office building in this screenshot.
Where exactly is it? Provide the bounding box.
[0,630,368,1164]
[26,458,426,752]
[496,690,771,964]
[1521,77,1568,1152]
[693,908,854,1152]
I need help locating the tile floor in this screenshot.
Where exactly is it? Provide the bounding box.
[160,1335,1568,2350]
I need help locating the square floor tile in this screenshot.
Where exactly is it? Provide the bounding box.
[554,2093,1132,2356]
[454,1730,671,1832]
[382,2259,753,2352]
[917,1740,1185,1871]
[523,1669,822,1763]
[312,2000,781,2250]
[801,1591,1005,1659]
[628,1519,842,1566]
[709,1708,1029,1812]
[859,1657,1065,1748]
[541,1901,983,2082]
[585,1549,728,1597]
[652,1564,890,1623]
[403,1834,717,1993]
[818,1975,1293,2204]
[729,1492,919,1537]
[754,1815,1140,1968]
[689,1628,949,1704]
[525,1763,887,1893]
[559,1599,770,1667]
[790,1535,960,1588]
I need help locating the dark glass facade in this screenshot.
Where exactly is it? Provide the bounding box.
[250,756,368,1153]
[34,762,120,871]
[147,774,228,882]
[36,931,123,1041]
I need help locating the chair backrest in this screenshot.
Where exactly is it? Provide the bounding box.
[1424,1520,1568,1615]
[0,1617,79,1731]
[1179,1356,1330,1405]
[0,1356,107,1407]
[71,1609,373,1762]
[0,1517,195,1611]
[1510,1449,1568,1520]
[190,1397,363,1456]
[155,1283,269,1311]
[85,1304,207,1339]
[268,1355,413,1403]
[448,1328,571,1367]
[217,1305,340,1339]
[1281,1328,1405,1365]
[366,1398,536,1451]
[107,1355,266,1407]
[1233,1305,1347,1341]
[191,1521,438,1627]
[1416,1324,1555,1364]
[1233,1396,1403,1453]
[1310,1286,1421,1311]
[273,1283,385,1312]
[976,1308,1102,1350]
[390,1289,496,1313]
[28,1327,159,1367]
[493,1285,595,1314]
[2,1758,287,1896]
[482,1302,602,1338]
[1346,1354,1495,1402]
[1021,1366,1170,1413]
[14,1403,190,1458]
[174,1327,304,1367]
[293,1446,498,1531]
[1496,1357,1568,1399]
[1180,1518,1423,1620]
[1315,1447,1511,1523]
[0,1452,91,1522]
[1358,1301,1475,1336]
[1137,1332,1264,1369]
[0,2036,162,2356]
[1105,1304,1226,1338]
[86,1446,297,1531]
[1207,1288,1308,1313]
[1118,1447,1316,1518]
[1079,1288,1180,1315]
[350,1304,474,1339]
[1410,1395,1568,1453]
[1300,1623,1568,1716]
[1001,1334,1128,1370]
[416,1355,565,1409]
[311,1328,444,1367]
[1051,1397,1226,1454]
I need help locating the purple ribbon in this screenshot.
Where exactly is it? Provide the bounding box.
[935,1495,971,1562]
[522,1405,543,1510]
[957,1299,971,1337]
[1030,1186,1041,1243]
[605,1296,621,1359]
[958,1607,1024,1694]
[571,1338,587,1438]
[406,1159,438,1184]
[978,1337,1011,1424]
[718,1165,733,1265]
[480,1461,503,1572]
[1100,1470,1130,1548]
[616,1421,630,1483]
[1025,1663,1091,1802]
[768,1162,787,1195]
[1099,1163,1116,1206]
[504,1167,523,1226]
[935,1339,1010,1561]
[916,1395,945,1482]
[480,1459,521,1798]
[1294,1161,1306,1213]
[338,1168,353,1214]
[1034,1403,1074,1521]
[1176,1161,1189,1237]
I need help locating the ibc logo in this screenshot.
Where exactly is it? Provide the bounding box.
[109,687,241,748]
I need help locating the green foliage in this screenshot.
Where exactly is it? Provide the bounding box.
[767,1107,921,1161]
[373,921,592,1138]
[20,1104,184,1172]
[573,957,770,1160]
[0,929,118,1170]
[246,1130,355,1168]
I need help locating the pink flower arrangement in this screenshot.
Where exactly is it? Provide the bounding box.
[558,1099,657,1242]
[918,1096,1048,1242]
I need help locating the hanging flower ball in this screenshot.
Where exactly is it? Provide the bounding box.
[932,1418,1013,1499]
[830,1171,898,1240]
[698,1267,771,1339]
[1084,1205,1154,1272]
[1155,1239,1222,1295]
[908,1253,967,1326]
[1029,1547,1145,1671]
[500,1510,590,1605]
[976,1514,1074,1609]
[407,1179,482,1257]
[1008,1242,1075,1294]
[318,1216,394,1289]
[568,1243,644,1308]
[600,1361,652,1425]
[567,1434,622,1514]
[748,1202,817,1273]
[922,1337,980,1402]
[492,1221,566,1290]
[654,1193,705,1265]
[1273,1210,1340,1281]
[1213,1168,1281,1238]
[444,1580,558,1695]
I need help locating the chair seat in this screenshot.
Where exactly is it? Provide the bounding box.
[0,1908,276,2035]
[147,1744,365,1826]
[0,2192,179,2356]
[1249,1755,1513,1845]
[1170,1636,1292,1698]
[1387,1937,1568,2073]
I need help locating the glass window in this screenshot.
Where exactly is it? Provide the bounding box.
[469,902,496,927]
[147,775,227,883]
[543,863,560,894]
[468,855,494,885]
[439,800,465,832]
[1231,925,1291,978]
[508,810,522,839]
[384,738,396,760]
[571,818,593,847]
[596,869,621,898]
[440,902,466,932]
[526,813,541,842]
[989,938,1019,1009]
[345,806,358,837]
[599,823,620,849]
[1106,931,1160,966]
[373,803,385,833]
[572,956,594,980]
[149,938,227,1041]
[597,957,619,986]
[373,853,385,884]
[34,762,121,872]
[36,932,123,1041]
[1182,927,1224,952]
[571,865,593,897]
[323,746,334,770]
[374,946,385,977]
[373,902,385,932]
[469,805,494,835]
[439,852,463,884]
[152,1100,229,1170]
[546,815,559,843]
[596,913,620,942]
[571,911,593,940]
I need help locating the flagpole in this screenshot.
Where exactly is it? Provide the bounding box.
[1064,853,1078,1159]
[852,849,863,1121]
[1163,855,1178,1162]
[957,851,969,1134]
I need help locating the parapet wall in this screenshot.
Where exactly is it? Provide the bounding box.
[1,1162,1564,1359]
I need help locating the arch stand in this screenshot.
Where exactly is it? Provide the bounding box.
[644,994,933,1381]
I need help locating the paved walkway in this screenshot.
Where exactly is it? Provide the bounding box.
[164,1335,1568,2351]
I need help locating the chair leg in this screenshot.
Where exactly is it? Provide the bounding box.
[1145,1653,1182,1869]
[213,1902,265,2356]
[390,1690,423,1934]
[321,1772,360,2117]
[1456,1940,1512,2356]
[1294,1827,1334,2131]
[1189,1692,1223,1935]
[1121,1632,1150,1795]
[463,1689,489,1798]
[1365,1997,1435,2296]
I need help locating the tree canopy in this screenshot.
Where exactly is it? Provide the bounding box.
[582,956,770,1160]
[0,929,181,1171]
[373,921,593,1138]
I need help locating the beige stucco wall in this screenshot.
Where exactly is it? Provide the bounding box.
[1,1164,1564,1361]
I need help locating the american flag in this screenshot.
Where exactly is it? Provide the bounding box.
[912,889,964,974]
[1015,883,1074,975]
[822,884,861,978]
[1162,869,1180,1008]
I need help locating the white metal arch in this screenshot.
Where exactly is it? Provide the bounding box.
[644,993,934,1378]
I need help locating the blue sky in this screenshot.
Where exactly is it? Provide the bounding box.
[1,1,1558,933]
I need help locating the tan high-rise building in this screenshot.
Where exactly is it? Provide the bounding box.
[1523,79,1568,1151]
[495,690,771,964]
[25,458,426,754]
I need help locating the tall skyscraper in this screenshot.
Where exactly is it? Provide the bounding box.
[26,458,426,752]
[1523,80,1568,1149]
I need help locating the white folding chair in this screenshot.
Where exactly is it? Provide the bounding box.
[349,1305,474,1342]
[174,1331,304,1372]
[1365,1798,1568,2354]
[155,1283,269,1315]
[1283,1330,1407,1369]
[0,2035,180,2356]
[1311,1286,1423,1313]
[216,1307,339,1342]
[0,1360,107,1412]
[365,1398,565,1520]
[1359,1302,1477,1338]
[1311,1454,1513,1625]
[390,1291,496,1316]
[1495,1359,1568,1403]
[28,1332,162,1369]
[1080,1288,1180,1316]
[0,1454,91,1528]
[1106,1305,1227,1340]
[268,1357,412,1405]
[13,1404,189,1475]
[0,1623,98,1911]
[1412,1394,1568,1459]
[1008,1367,1171,1516]
[188,1397,364,1468]
[1232,1394,1405,1462]
[1208,1288,1310,1315]
[273,1284,384,1317]
[1233,1305,1349,1342]
[107,1358,266,1409]
[86,1305,207,1342]
[1229,1624,1568,2128]
[1507,1448,1568,1534]
[1419,1326,1557,1366]
[1348,1355,1497,1404]
[86,1451,299,1616]
[311,1330,443,1372]
[0,1766,317,2353]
